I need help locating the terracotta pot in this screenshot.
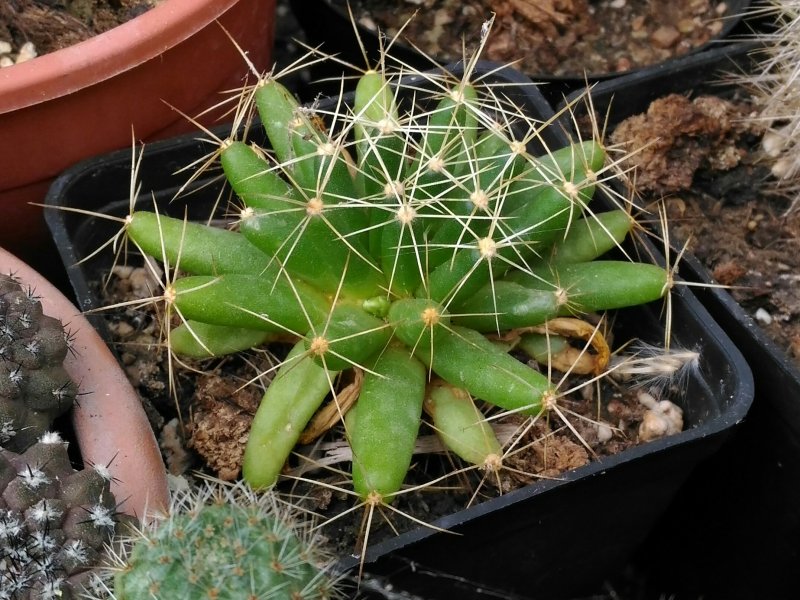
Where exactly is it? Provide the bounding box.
[0,0,276,281]
[0,245,170,521]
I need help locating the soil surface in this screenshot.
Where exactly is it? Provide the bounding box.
[344,0,730,77]
[607,92,800,365]
[0,0,158,64]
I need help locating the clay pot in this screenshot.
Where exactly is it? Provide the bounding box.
[0,0,277,282]
[0,245,170,521]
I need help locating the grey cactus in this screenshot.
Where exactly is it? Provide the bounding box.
[0,432,120,600]
[1,273,78,453]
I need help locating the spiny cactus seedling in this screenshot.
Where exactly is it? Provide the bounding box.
[91,480,344,600]
[0,432,119,600]
[106,33,684,531]
[739,0,800,212]
[1,273,78,453]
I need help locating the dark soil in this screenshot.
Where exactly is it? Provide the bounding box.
[0,0,157,61]
[608,91,800,366]
[343,0,729,77]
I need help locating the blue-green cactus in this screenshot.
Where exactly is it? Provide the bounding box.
[102,481,343,600]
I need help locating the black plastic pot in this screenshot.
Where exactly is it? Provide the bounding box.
[288,0,752,105]
[560,43,800,600]
[45,62,753,600]
[558,41,758,127]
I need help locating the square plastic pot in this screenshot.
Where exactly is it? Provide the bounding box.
[45,62,753,600]
[560,43,800,599]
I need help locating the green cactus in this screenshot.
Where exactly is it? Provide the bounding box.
[0,432,119,600]
[116,58,673,508]
[1,273,78,453]
[98,481,343,600]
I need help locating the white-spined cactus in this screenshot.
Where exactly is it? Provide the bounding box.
[1,273,78,453]
[0,432,119,600]
[87,480,344,600]
[739,0,800,211]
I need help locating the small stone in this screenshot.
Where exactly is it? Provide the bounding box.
[113,321,135,337]
[358,16,377,31]
[615,57,632,72]
[790,336,800,360]
[771,156,794,179]
[754,307,773,325]
[762,129,787,158]
[707,20,723,36]
[596,422,614,443]
[677,18,696,34]
[16,42,37,64]
[638,394,683,442]
[651,26,681,49]
[609,0,625,7]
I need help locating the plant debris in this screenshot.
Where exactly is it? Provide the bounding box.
[610,93,752,193]
[610,92,800,365]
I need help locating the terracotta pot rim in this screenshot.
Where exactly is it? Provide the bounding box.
[0,0,240,114]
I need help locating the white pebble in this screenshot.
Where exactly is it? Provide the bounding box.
[771,156,795,180]
[638,392,684,442]
[762,130,786,158]
[639,412,668,441]
[596,422,614,443]
[16,41,37,64]
[610,0,626,7]
[754,307,773,325]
